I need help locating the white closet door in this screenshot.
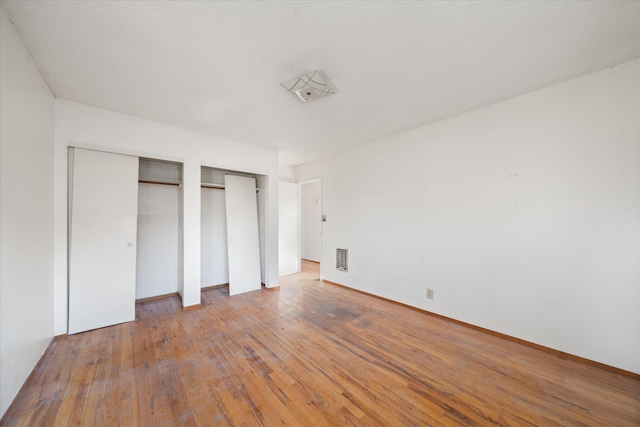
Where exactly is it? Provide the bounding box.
[201,188,229,287]
[224,175,261,296]
[69,148,139,334]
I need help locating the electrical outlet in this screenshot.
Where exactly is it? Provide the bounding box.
[426,288,434,300]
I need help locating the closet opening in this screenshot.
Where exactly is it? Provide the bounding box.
[135,158,183,305]
[201,166,267,296]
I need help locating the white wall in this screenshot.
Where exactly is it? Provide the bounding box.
[0,7,55,416]
[295,60,640,374]
[53,99,280,333]
[279,181,299,276]
[300,181,322,262]
[279,163,295,183]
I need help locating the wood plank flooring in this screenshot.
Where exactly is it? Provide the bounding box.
[2,261,639,426]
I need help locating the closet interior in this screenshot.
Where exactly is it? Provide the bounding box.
[136,158,183,300]
[201,166,268,295]
[68,150,268,335]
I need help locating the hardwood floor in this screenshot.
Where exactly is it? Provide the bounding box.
[2,263,639,426]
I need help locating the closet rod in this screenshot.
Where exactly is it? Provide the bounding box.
[201,183,261,193]
[201,183,225,189]
[139,179,181,187]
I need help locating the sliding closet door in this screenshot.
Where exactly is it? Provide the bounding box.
[69,148,139,334]
[224,175,261,296]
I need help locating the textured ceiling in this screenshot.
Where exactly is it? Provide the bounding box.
[2,1,639,165]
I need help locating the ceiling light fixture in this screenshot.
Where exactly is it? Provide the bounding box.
[281,70,335,103]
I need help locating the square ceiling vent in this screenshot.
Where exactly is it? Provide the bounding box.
[281,70,335,103]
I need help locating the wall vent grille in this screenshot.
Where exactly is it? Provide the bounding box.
[336,248,348,272]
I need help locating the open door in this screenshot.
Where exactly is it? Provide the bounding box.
[300,180,322,263]
[224,174,261,296]
[279,181,299,276]
[68,148,139,334]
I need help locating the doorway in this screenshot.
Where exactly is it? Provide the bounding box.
[299,180,322,276]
